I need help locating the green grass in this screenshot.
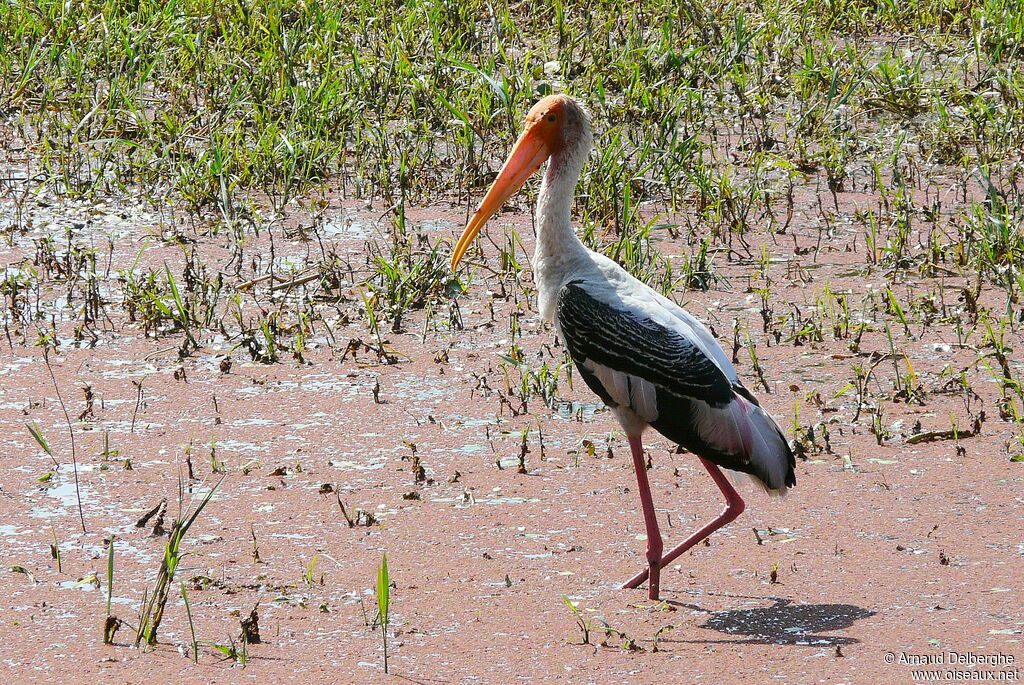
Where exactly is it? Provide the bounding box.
[2,1,1024,425]
[4,2,1024,438]
[376,552,390,674]
[2,1,1024,323]
[3,0,1022,220]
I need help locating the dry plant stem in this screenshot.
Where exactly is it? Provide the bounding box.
[137,552,173,646]
[44,351,86,532]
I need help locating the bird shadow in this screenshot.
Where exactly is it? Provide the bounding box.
[664,596,876,646]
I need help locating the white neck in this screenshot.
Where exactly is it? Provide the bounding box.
[532,146,592,322]
[534,153,587,264]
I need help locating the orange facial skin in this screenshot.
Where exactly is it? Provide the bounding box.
[450,95,571,269]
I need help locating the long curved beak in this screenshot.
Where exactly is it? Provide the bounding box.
[450,126,552,269]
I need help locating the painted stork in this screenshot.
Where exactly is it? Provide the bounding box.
[450,94,797,600]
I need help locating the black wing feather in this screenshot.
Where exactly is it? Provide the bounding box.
[556,280,733,407]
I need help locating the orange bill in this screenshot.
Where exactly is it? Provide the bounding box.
[450,125,553,269]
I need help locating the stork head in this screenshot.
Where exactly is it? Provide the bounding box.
[450,94,592,269]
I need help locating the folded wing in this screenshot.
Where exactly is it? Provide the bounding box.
[556,279,796,491]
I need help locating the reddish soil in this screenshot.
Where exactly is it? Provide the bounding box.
[1,187,1022,683]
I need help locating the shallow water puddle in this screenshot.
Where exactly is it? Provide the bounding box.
[754,527,800,544]
[29,481,95,518]
[216,438,269,453]
[58,578,100,591]
[321,215,372,238]
[431,495,540,507]
[554,401,603,421]
[330,458,387,471]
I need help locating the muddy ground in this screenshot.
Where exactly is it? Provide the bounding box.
[2,178,1023,684]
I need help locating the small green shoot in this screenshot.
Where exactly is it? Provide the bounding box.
[652,624,676,652]
[303,553,321,587]
[182,582,198,663]
[104,536,119,644]
[562,594,593,645]
[9,566,37,584]
[209,638,247,665]
[26,422,57,466]
[106,535,115,615]
[49,522,61,573]
[377,552,390,674]
[135,476,224,647]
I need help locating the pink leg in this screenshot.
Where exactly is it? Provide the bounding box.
[622,457,745,595]
[625,435,664,600]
